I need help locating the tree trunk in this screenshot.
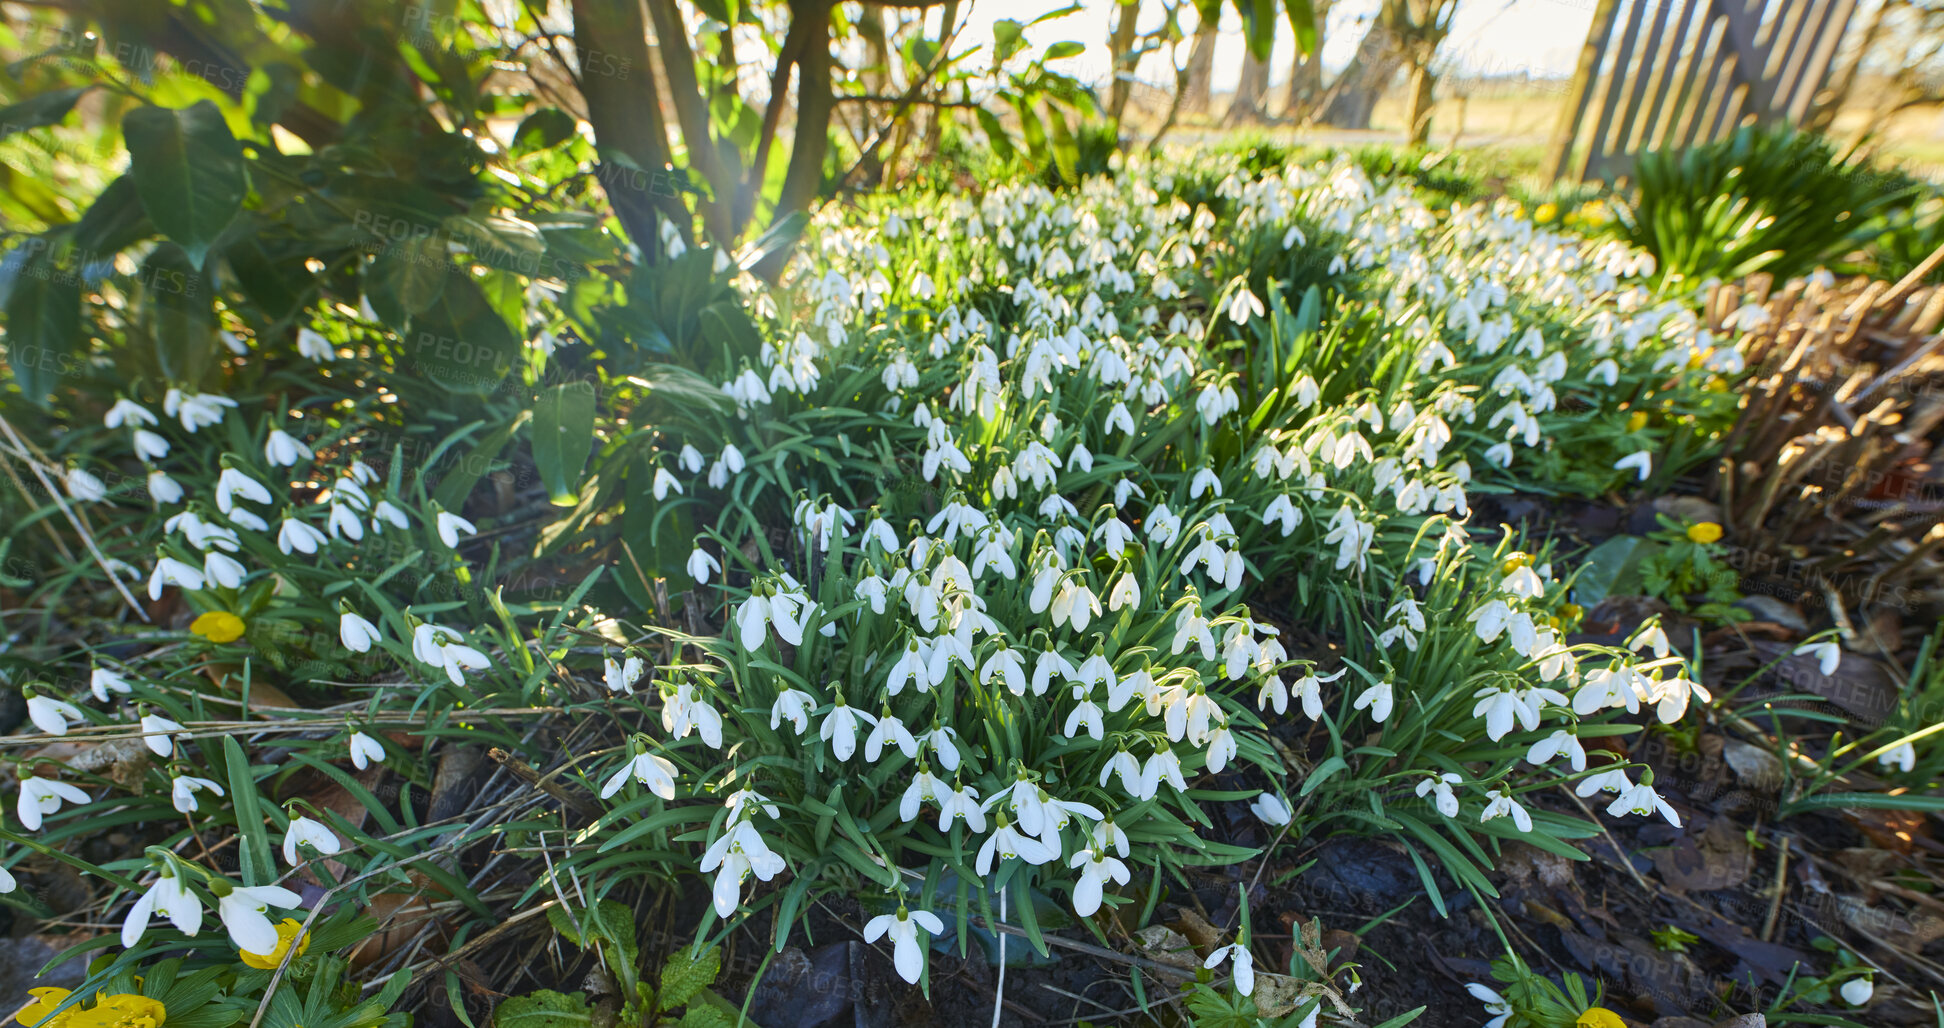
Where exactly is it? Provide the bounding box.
[1317,20,1402,129]
[757,0,832,279]
[1282,0,1330,118]
[1107,0,1142,128]
[1226,47,1272,125]
[569,0,685,260]
[1403,59,1434,145]
[1181,20,1219,116]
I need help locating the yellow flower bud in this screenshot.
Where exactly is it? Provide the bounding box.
[1627,411,1649,432]
[1686,522,1723,544]
[1577,1008,1626,1028]
[1534,203,1558,224]
[190,611,245,644]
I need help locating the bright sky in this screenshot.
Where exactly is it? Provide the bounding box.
[944,0,1594,92]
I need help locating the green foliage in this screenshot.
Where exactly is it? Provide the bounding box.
[1613,125,1920,285]
[1634,515,1747,622]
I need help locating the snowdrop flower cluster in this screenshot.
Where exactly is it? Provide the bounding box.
[569,155,1734,996]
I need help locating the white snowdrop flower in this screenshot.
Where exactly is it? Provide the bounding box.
[283,816,342,866]
[105,398,158,428]
[203,551,246,590]
[1795,640,1841,676]
[1226,286,1264,326]
[296,327,334,361]
[264,429,313,467]
[411,622,490,686]
[170,774,226,814]
[819,702,876,761]
[652,466,683,500]
[1480,789,1533,832]
[348,731,385,770]
[217,884,303,954]
[1416,773,1462,818]
[1613,450,1652,481]
[1104,402,1135,435]
[122,866,201,947]
[1609,779,1680,826]
[1575,767,1632,797]
[17,775,91,831]
[91,666,134,703]
[686,547,721,584]
[1652,676,1711,723]
[65,467,108,503]
[435,510,477,548]
[1467,983,1513,1028]
[340,610,382,652]
[1189,467,1222,498]
[215,467,272,514]
[26,693,83,735]
[167,390,237,432]
[974,818,1055,875]
[133,429,171,460]
[770,689,816,735]
[699,820,786,918]
[1204,942,1255,996]
[1526,730,1587,772]
[1588,358,1620,386]
[1880,742,1916,774]
[1069,848,1131,917]
[1631,623,1671,659]
[1352,679,1393,723]
[864,712,919,763]
[864,907,945,985]
[148,470,184,505]
[279,518,327,555]
[140,712,188,758]
[369,500,409,533]
[603,654,644,694]
[1841,975,1873,1007]
[599,750,679,800]
[1500,564,1545,599]
[327,502,364,542]
[1249,792,1292,826]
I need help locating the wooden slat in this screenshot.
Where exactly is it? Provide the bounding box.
[1574,0,1654,181]
[1764,0,1824,122]
[1636,0,1710,151]
[1676,12,1736,148]
[1784,0,1858,122]
[1717,0,1773,125]
[1553,0,1862,183]
[1613,0,1680,153]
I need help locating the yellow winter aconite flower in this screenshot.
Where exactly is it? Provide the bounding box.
[1533,203,1558,224]
[1686,522,1724,544]
[14,988,73,1028]
[68,996,165,1028]
[13,990,165,1028]
[239,917,311,969]
[1627,410,1649,432]
[190,611,245,643]
[1576,1007,1625,1028]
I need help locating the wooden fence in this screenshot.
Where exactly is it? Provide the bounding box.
[1546,0,1860,183]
